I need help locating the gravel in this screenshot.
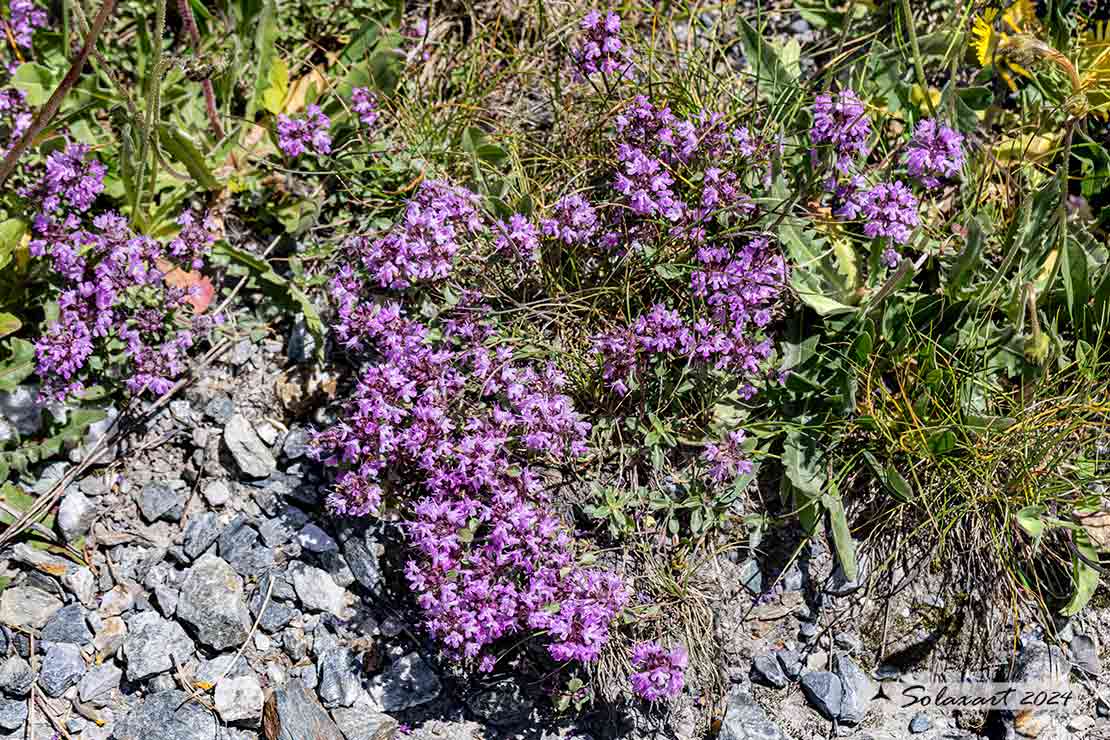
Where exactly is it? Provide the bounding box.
[215,674,265,724]
[0,586,62,629]
[176,554,252,650]
[224,414,278,478]
[38,642,86,697]
[114,690,218,740]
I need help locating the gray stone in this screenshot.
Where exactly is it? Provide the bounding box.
[0,385,45,436]
[63,565,96,607]
[78,662,122,705]
[291,563,350,617]
[196,655,249,686]
[123,611,195,680]
[330,705,398,740]
[0,586,62,628]
[58,487,95,541]
[40,603,93,645]
[282,427,310,460]
[262,679,345,740]
[0,656,33,696]
[0,697,26,731]
[219,518,273,576]
[826,564,862,595]
[298,523,338,554]
[344,536,383,592]
[155,585,180,617]
[739,558,762,594]
[251,593,296,633]
[775,648,803,680]
[224,414,277,478]
[718,689,789,740]
[177,554,251,650]
[466,680,533,726]
[114,690,217,740]
[318,646,362,708]
[203,480,232,507]
[183,511,222,559]
[1070,633,1100,676]
[751,653,788,688]
[39,642,85,697]
[215,674,264,724]
[138,481,185,523]
[92,615,126,656]
[834,655,873,725]
[800,671,843,720]
[367,652,441,711]
[909,711,931,733]
[205,395,235,423]
[287,315,318,364]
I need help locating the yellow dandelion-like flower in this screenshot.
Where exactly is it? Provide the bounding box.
[969,2,1038,91]
[1077,19,1110,118]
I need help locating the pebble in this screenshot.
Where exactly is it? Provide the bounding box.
[250,592,296,633]
[114,689,217,740]
[138,481,185,523]
[718,689,789,740]
[63,565,97,607]
[39,642,86,697]
[203,480,232,507]
[183,511,222,559]
[344,535,384,592]
[177,554,252,650]
[58,486,96,541]
[0,585,62,628]
[739,558,762,594]
[909,711,931,733]
[281,427,310,460]
[123,611,195,681]
[775,648,803,680]
[79,663,122,706]
[330,705,399,740]
[98,585,135,617]
[205,395,235,423]
[297,523,338,554]
[317,644,362,708]
[262,679,345,740]
[93,615,127,656]
[800,671,843,720]
[751,653,788,688]
[0,656,33,696]
[0,696,26,730]
[834,655,872,725]
[40,603,93,645]
[215,674,265,724]
[0,385,45,436]
[367,652,441,711]
[290,563,350,617]
[1070,633,1100,675]
[224,414,278,478]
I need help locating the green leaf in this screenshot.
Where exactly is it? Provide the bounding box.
[1060,238,1089,323]
[945,217,984,298]
[12,63,56,106]
[824,489,857,580]
[736,17,800,108]
[783,430,825,535]
[861,450,913,503]
[654,263,685,280]
[1016,505,1046,538]
[1061,529,1100,616]
[246,0,278,122]
[157,125,219,191]
[0,218,27,272]
[0,314,20,339]
[261,58,289,115]
[0,338,35,393]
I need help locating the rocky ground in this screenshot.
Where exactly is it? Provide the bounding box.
[1,322,1108,740]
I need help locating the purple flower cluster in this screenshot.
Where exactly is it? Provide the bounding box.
[3,0,46,51]
[629,642,688,701]
[313,299,627,667]
[493,214,541,265]
[702,430,753,483]
[351,87,380,129]
[859,180,919,244]
[905,119,964,188]
[336,180,484,300]
[810,89,871,172]
[276,104,332,158]
[0,87,30,153]
[541,194,598,245]
[572,10,629,78]
[25,144,216,399]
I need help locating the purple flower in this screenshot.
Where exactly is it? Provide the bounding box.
[629,642,687,701]
[277,104,332,158]
[905,118,964,188]
[3,0,46,51]
[0,88,31,153]
[572,10,630,78]
[351,87,380,129]
[540,194,598,245]
[881,247,901,268]
[811,89,871,172]
[27,142,106,213]
[493,214,540,265]
[860,180,919,244]
[702,430,753,483]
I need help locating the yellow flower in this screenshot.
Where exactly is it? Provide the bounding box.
[1077,19,1110,118]
[969,1,1038,91]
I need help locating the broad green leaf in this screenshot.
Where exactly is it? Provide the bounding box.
[0,338,35,393]
[783,430,825,535]
[824,490,858,580]
[945,217,983,298]
[261,58,289,115]
[861,450,913,503]
[12,63,56,106]
[0,218,26,271]
[0,314,19,339]
[246,0,278,122]
[1061,529,1100,616]
[736,17,800,108]
[1016,505,1046,538]
[157,125,219,191]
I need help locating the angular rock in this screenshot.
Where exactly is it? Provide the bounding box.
[93,615,126,656]
[367,653,441,711]
[0,697,26,731]
[331,705,399,740]
[718,689,789,740]
[800,671,843,720]
[466,680,533,726]
[739,558,762,594]
[183,511,222,560]
[298,523,338,554]
[250,593,295,633]
[63,565,97,607]
[344,536,383,592]
[282,427,310,460]
[909,711,931,733]
[138,481,185,523]
[79,662,122,706]
[751,653,788,689]
[123,611,195,680]
[203,480,231,507]
[215,674,265,725]
[775,648,803,680]
[114,689,217,740]
[0,656,34,696]
[40,603,93,645]
[1070,633,1100,676]
[177,554,251,650]
[224,414,277,478]
[58,487,95,541]
[39,642,85,697]
[0,586,62,628]
[290,563,350,617]
[0,386,45,437]
[834,655,873,725]
[262,679,344,740]
[205,395,235,423]
[318,646,362,708]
